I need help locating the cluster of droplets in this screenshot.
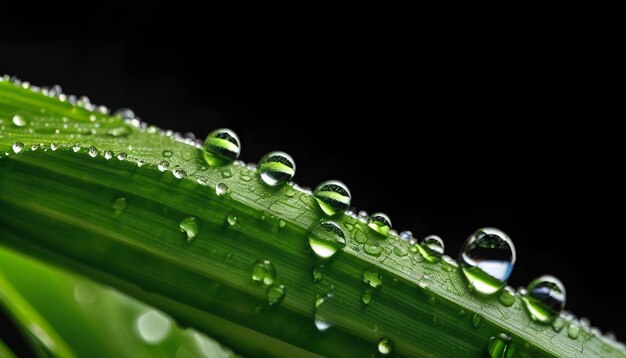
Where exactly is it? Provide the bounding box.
[250,259,286,306]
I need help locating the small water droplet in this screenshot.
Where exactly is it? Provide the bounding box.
[251,259,276,288]
[50,143,58,151]
[30,145,39,151]
[227,213,237,226]
[364,243,383,256]
[179,216,198,241]
[220,168,232,178]
[12,115,26,127]
[196,176,207,185]
[521,275,566,324]
[202,128,241,166]
[313,266,324,283]
[12,142,24,154]
[267,284,285,306]
[258,151,296,186]
[459,227,516,295]
[377,338,393,356]
[136,310,172,344]
[162,150,173,158]
[417,235,445,262]
[173,169,187,179]
[362,288,373,304]
[112,197,127,217]
[88,147,98,158]
[114,108,135,120]
[488,333,515,358]
[278,219,286,228]
[367,213,392,236]
[72,144,81,152]
[117,152,127,160]
[363,270,383,288]
[568,322,580,339]
[216,183,228,196]
[158,161,170,172]
[314,295,333,331]
[472,313,482,328]
[285,186,296,197]
[308,220,346,259]
[552,316,566,333]
[104,150,114,160]
[313,180,351,216]
[498,286,516,307]
[106,126,131,137]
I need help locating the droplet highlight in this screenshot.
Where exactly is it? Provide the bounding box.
[12,114,26,127]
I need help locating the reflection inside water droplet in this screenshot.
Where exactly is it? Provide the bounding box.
[136,310,172,344]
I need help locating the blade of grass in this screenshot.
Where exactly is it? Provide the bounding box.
[0,338,18,358]
[0,78,624,357]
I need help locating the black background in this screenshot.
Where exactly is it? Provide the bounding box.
[1,9,624,346]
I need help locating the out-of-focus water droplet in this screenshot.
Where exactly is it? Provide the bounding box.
[104,150,114,160]
[106,126,131,137]
[258,151,296,186]
[314,295,333,331]
[568,322,580,339]
[220,168,232,178]
[136,310,172,344]
[112,197,127,217]
[552,316,566,333]
[313,180,351,216]
[488,333,515,358]
[251,259,276,288]
[73,144,81,152]
[173,169,187,179]
[367,213,392,236]
[162,150,173,158]
[216,183,228,196]
[308,220,346,259]
[278,219,286,228]
[521,275,566,324]
[114,108,135,120]
[285,186,296,197]
[498,286,516,307]
[363,270,383,288]
[117,152,127,160]
[12,142,24,153]
[73,282,96,304]
[362,288,373,304]
[364,243,382,257]
[377,338,393,356]
[417,235,445,262]
[88,147,98,158]
[12,114,26,127]
[472,313,482,328]
[202,128,240,166]
[227,213,237,226]
[179,216,198,241]
[267,284,285,306]
[158,161,170,172]
[313,266,324,283]
[459,227,516,295]
[50,143,58,151]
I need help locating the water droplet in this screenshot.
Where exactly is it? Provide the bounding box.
[498,286,516,307]
[30,145,39,151]
[488,333,515,358]
[568,322,580,339]
[202,128,241,166]
[227,213,237,226]
[117,152,127,160]
[459,227,516,295]
[12,114,26,127]
[220,168,232,178]
[173,169,187,179]
[215,183,228,196]
[179,216,198,241]
[308,220,346,259]
[267,284,285,306]
[364,243,383,256]
[313,180,351,216]
[114,108,135,120]
[417,235,445,262]
[313,266,324,283]
[278,219,286,228]
[72,144,81,152]
[285,186,296,197]
[472,313,482,328]
[258,151,296,186]
[521,275,566,324]
[112,197,126,217]
[158,161,170,172]
[251,259,276,288]
[162,150,173,158]
[106,126,131,137]
[314,295,333,331]
[400,230,414,241]
[367,213,392,236]
[12,142,24,153]
[552,316,566,333]
[136,310,172,344]
[363,270,383,288]
[50,143,58,151]
[377,338,394,356]
[104,150,114,160]
[88,147,98,158]
[362,288,373,304]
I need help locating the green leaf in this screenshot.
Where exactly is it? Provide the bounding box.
[0,78,624,357]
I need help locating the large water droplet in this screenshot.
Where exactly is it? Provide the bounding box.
[136,310,172,344]
[12,142,24,154]
[251,259,276,288]
[313,180,351,216]
[367,213,392,236]
[202,128,240,166]
[488,333,515,358]
[417,235,445,262]
[308,220,346,259]
[267,284,285,306]
[179,216,198,241]
[258,151,296,186]
[459,227,516,295]
[377,338,394,356]
[521,275,566,324]
[12,114,26,127]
